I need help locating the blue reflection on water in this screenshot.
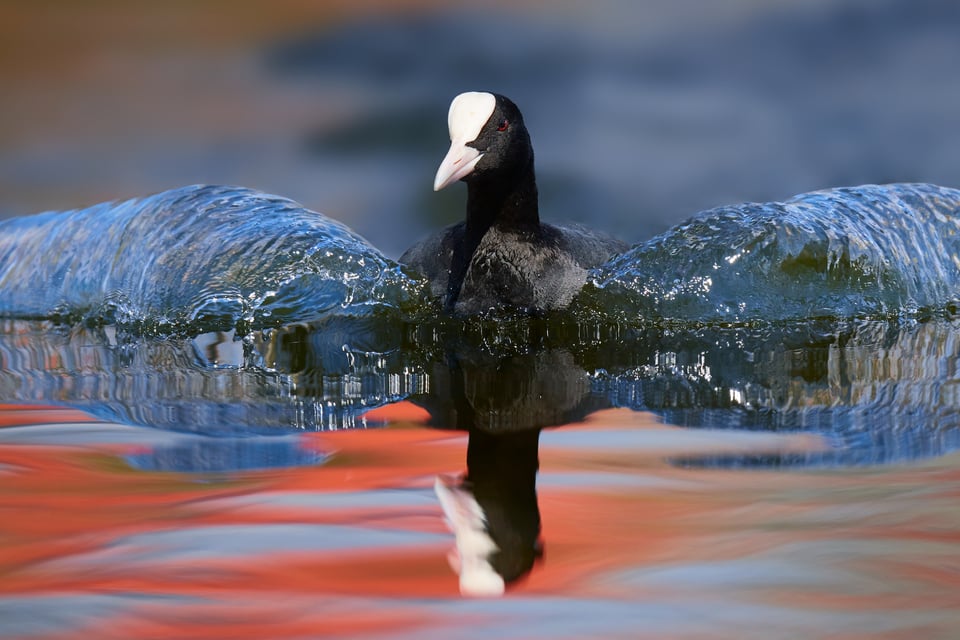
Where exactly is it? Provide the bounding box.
[124,436,327,473]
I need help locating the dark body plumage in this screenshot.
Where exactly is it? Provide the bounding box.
[400,93,627,314]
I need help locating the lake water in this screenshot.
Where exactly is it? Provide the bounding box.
[2,369,959,638]
[4,2,960,638]
[2,181,960,637]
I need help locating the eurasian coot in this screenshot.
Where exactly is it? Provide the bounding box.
[400,91,627,314]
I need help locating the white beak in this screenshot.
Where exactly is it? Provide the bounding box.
[433,141,484,191]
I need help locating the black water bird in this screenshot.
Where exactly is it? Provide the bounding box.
[401,91,628,314]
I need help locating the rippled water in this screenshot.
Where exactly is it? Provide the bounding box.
[2,183,960,636]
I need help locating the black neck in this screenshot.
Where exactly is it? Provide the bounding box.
[444,162,539,309]
[464,159,540,237]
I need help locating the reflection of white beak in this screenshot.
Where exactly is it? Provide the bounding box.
[434,475,505,597]
[433,142,484,191]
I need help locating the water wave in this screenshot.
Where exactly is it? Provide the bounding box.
[585,183,960,322]
[1,183,959,330]
[0,185,424,333]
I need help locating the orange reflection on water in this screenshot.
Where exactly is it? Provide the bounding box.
[1,403,959,639]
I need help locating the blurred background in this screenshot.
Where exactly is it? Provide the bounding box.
[2,0,960,258]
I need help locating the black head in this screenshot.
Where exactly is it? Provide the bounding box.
[433,92,533,191]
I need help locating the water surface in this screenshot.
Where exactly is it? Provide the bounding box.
[2,404,958,639]
[2,182,960,636]
[5,2,960,636]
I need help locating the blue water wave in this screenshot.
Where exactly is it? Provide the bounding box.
[1,183,959,329]
[0,185,424,332]
[587,183,960,321]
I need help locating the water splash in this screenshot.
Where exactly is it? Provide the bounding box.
[585,183,960,322]
[0,185,425,333]
[2,183,960,331]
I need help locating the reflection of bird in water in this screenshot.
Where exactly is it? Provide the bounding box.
[412,346,609,595]
[435,428,543,597]
[401,91,627,314]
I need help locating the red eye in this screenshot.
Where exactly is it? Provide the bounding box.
[497,119,509,132]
